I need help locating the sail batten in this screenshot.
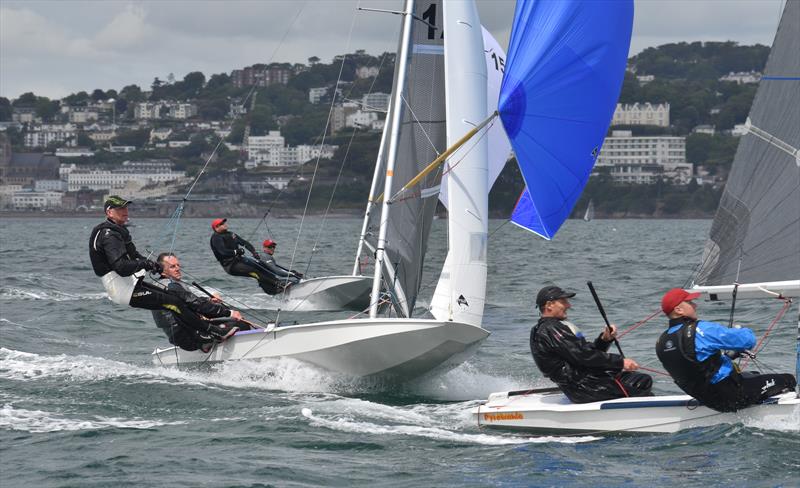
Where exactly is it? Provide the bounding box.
[695,0,800,289]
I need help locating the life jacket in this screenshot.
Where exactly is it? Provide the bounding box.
[89,219,141,305]
[655,318,724,400]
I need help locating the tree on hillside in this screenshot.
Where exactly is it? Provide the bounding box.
[0,97,12,121]
[35,98,60,122]
[181,71,206,97]
[62,91,90,105]
[120,85,144,102]
[205,73,231,92]
[115,128,150,147]
[91,89,107,101]
[12,92,38,107]
[248,105,275,135]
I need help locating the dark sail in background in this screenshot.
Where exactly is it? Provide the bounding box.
[695,0,800,287]
[364,0,446,317]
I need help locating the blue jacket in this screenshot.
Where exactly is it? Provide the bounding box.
[665,320,756,383]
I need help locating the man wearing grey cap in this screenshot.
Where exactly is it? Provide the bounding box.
[529,285,652,403]
[89,196,237,343]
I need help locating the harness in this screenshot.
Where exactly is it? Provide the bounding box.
[655,317,724,399]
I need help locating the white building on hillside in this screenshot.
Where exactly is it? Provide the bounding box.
[309,87,330,104]
[362,92,390,112]
[66,160,185,191]
[355,66,380,79]
[12,190,63,209]
[611,102,670,127]
[248,131,285,165]
[594,130,691,184]
[24,124,78,148]
[719,71,761,84]
[346,110,379,129]
[170,103,198,119]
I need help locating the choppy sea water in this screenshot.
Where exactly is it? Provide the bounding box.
[1,217,798,488]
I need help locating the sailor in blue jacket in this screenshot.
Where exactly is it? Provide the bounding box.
[655,288,796,412]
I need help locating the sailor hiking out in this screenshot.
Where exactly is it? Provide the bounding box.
[655,288,796,412]
[152,253,248,352]
[89,196,236,343]
[530,285,653,403]
[209,218,299,295]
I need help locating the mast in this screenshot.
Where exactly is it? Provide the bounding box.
[353,102,392,275]
[369,0,414,318]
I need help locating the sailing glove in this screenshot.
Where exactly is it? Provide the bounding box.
[206,323,238,342]
[143,260,163,273]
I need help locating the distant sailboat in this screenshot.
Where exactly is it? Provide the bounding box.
[583,199,594,222]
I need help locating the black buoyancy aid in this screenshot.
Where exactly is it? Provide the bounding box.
[655,318,724,400]
[89,220,137,276]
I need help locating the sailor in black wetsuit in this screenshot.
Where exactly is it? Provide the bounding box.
[530,285,653,404]
[209,219,295,295]
[260,239,302,286]
[152,253,248,351]
[89,196,236,343]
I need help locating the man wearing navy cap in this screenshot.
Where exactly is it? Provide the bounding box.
[89,196,237,343]
[530,285,653,403]
[656,288,795,412]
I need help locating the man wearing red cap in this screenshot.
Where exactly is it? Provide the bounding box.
[530,285,653,403]
[260,239,303,286]
[655,288,796,412]
[209,219,289,295]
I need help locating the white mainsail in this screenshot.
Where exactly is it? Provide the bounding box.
[428,0,489,327]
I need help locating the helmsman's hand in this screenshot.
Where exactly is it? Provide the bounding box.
[622,358,639,371]
[601,324,618,342]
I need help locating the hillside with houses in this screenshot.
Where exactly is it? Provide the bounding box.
[0,42,770,218]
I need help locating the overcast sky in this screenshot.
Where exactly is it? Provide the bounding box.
[0,0,786,100]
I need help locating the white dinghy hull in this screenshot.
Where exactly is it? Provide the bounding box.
[280,275,372,312]
[153,318,489,380]
[473,390,800,434]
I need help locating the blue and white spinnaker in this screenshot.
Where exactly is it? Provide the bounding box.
[499,0,634,239]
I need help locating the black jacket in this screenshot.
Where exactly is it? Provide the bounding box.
[210,230,255,266]
[530,316,624,400]
[151,280,231,334]
[655,317,725,404]
[89,219,148,277]
[260,254,296,279]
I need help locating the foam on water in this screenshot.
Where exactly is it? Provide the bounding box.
[406,362,534,401]
[742,404,800,432]
[0,404,186,433]
[0,287,107,302]
[300,407,598,445]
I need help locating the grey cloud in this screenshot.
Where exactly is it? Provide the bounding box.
[0,0,785,99]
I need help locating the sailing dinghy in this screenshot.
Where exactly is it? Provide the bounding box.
[283,25,511,313]
[474,0,800,434]
[153,0,493,380]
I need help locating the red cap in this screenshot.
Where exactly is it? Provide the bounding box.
[211,218,227,230]
[263,239,276,248]
[661,288,701,315]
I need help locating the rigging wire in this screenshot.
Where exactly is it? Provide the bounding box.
[274,1,362,326]
[147,0,308,257]
[302,48,395,276]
